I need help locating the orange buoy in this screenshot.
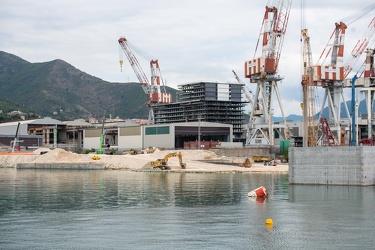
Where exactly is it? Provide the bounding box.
[248,186,268,197]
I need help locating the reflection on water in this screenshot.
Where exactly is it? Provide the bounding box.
[1,168,374,249]
[0,169,288,213]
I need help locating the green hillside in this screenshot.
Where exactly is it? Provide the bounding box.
[0,51,178,120]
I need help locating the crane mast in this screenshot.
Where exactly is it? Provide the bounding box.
[244,0,292,146]
[118,37,172,124]
[301,28,318,147]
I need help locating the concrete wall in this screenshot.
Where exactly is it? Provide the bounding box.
[83,137,100,150]
[361,147,375,186]
[289,146,375,186]
[17,162,105,169]
[144,134,174,149]
[210,147,270,157]
[118,135,142,151]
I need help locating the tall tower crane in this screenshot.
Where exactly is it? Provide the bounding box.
[312,5,375,145]
[342,16,375,144]
[244,0,292,145]
[301,28,319,147]
[313,21,349,146]
[118,37,172,124]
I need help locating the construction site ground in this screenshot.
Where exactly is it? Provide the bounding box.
[0,148,288,173]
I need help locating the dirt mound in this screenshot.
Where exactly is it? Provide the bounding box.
[31,148,90,163]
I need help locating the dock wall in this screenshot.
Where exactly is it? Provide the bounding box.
[289,146,375,186]
[210,147,270,157]
[16,162,105,169]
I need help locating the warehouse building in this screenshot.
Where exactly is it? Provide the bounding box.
[83,121,233,151]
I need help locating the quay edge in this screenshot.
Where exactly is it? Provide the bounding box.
[289,146,375,186]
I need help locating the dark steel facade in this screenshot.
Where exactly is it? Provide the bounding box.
[153,82,245,141]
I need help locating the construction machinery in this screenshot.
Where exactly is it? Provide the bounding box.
[252,155,271,163]
[310,4,375,146]
[342,17,375,145]
[118,37,172,124]
[145,146,156,154]
[244,0,292,145]
[301,28,319,147]
[146,152,186,170]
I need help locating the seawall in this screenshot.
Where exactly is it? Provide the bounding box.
[289,146,375,186]
[210,147,270,157]
[16,162,105,169]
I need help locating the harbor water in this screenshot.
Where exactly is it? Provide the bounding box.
[1,168,374,249]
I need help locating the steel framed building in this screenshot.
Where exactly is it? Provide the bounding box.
[153,82,245,141]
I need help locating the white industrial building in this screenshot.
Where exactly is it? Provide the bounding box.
[83,121,233,151]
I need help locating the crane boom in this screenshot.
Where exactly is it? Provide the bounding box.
[118,36,172,124]
[118,37,150,94]
[232,70,254,106]
[344,17,375,78]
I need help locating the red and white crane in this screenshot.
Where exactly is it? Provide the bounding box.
[341,17,375,144]
[311,4,375,145]
[244,0,292,145]
[118,37,172,124]
[344,17,375,79]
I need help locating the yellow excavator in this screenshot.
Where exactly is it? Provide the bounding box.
[147,152,186,170]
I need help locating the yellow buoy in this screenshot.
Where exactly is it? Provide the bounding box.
[265,218,273,225]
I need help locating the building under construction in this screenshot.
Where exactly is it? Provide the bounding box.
[153,82,246,141]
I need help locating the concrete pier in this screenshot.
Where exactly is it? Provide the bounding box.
[16,162,105,169]
[289,146,375,186]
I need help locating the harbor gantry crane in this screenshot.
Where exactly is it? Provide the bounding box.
[313,21,348,146]
[244,0,292,145]
[118,37,172,124]
[342,17,375,144]
[312,5,375,145]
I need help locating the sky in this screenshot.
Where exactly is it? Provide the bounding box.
[1,0,374,117]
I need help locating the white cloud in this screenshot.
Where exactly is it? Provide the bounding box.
[0,0,374,116]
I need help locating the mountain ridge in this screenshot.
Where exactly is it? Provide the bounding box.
[0,51,178,120]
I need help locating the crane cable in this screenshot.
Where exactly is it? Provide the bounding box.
[123,40,169,94]
[341,3,375,25]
